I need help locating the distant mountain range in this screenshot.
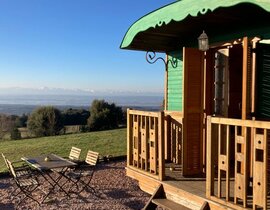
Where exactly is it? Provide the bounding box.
[0,94,163,115]
[0,87,163,96]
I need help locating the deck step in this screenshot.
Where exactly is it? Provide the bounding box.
[143,184,210,210]
[152,198,191,210]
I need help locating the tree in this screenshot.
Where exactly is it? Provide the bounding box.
[15,113,28,127]
[0,114,17,139]
[27,106,64,137]
[62,108,90,125]
[87,100,123,131]
[10,127,21,140]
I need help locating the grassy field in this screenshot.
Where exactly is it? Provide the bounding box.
[0,128,126,173]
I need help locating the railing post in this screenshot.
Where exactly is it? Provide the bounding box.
[206,116,214,198]
[158,111,165,181]
[127,109,133,166]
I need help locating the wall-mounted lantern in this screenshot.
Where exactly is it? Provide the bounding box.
[198,30,209,51]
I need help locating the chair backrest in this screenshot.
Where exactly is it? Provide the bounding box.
[6,158,17,178]
[85,150,99,166]
[69,146,81,161]
[1,153,10,170]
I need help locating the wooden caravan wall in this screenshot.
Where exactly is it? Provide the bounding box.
[183,48,204,175]
[167,51,183,111]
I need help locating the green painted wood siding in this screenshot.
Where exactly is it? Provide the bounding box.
[167,51,183,111]
[256,43,270,119]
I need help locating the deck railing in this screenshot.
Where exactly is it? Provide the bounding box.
[206,116,269,209]
[127,109,183,181]
[127,109,165,180]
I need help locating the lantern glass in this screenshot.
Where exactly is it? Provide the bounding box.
[198,31,209,51]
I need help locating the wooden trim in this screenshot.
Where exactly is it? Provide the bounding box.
[164,111,183,119]
[251,37,260,114]
[242,37,248,120]
[250,37,260,178]
[126,165,159,180]
[211,117,270,129]
[129,110,159,117]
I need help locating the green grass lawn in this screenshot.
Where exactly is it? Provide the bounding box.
[0,128,126,173]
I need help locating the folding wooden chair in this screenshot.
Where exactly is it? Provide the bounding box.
[68,146,81,162]
[2,153,34,178]
[52,147,81,175]
[6,158,41,206]
[66,150,99,195]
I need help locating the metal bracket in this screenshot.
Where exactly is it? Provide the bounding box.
[146,51,178,69]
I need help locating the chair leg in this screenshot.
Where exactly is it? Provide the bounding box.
[16,185,40,206]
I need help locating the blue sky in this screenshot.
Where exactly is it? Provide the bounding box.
[0,0,175,95]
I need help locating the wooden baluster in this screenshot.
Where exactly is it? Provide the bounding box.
[149,117,156,174]
[133,115,139,168]
[226,125,230,202]
[234,126,247,207]
[158,111,165,181]
[218,124,230,200]
[218,123,222,198]
[127,109,133,166]
[253,128,267,209]
[145,116,149,171]
[206,116,214,198]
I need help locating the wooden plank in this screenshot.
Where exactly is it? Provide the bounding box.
[142,184,164,210]
[126,165,159,180]
[218,124,221,198]
[253,129,267,209]
[211,117,270,129]
[234,127,247,207]
[149,117,157,174]
[140,116,146,170]
[158,111,165,181]
[152,199,191,210]
[225,125,230,202]
[127,109,132,166]
[206,116,214,198]
[242,37,248,120]
[164,115,170,161]
[129,110,159,117]
[251,37,260,114]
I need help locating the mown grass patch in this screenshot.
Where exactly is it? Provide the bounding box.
[0,128,126,173]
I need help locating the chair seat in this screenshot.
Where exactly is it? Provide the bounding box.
[16,170,31,177]
[18,177,39,187]
[66,170,93,179]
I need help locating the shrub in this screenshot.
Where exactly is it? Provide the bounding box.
[10,127,21,140]
[27,106,64,137]
[87,100,123,131]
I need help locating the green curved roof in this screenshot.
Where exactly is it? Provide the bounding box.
[121,0,270,51]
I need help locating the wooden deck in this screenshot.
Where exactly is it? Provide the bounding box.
[128,165,270,210]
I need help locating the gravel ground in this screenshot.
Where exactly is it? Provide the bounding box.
[0,160,150,210]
